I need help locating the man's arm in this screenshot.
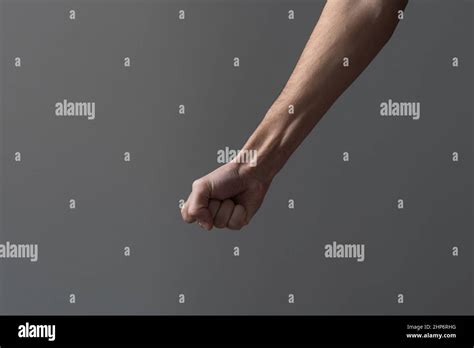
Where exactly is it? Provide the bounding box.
[182,0,408,230]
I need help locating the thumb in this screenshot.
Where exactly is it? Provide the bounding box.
[183,179,213,230]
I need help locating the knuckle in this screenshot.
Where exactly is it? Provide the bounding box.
[230,224,243,230]
[228,218,245,230]
[192,179,203,189]
[181,211,192,223]
[214,220,225,228]
[188,206,200,216]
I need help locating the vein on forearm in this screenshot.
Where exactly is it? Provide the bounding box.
[242,0,408,179]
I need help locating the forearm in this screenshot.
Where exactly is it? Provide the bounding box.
[240,0,407,181]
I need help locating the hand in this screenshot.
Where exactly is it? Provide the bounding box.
[181,162,271,230]
[181,0,406,230]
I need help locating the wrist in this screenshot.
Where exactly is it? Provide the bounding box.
[237,111,292,184]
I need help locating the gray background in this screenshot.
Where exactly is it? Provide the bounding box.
[0,0,472,315]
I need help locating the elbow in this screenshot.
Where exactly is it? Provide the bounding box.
[359,0,408,43]
[362,0,408,23]
[363,0,408,15]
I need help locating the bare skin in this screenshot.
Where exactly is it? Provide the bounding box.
[182,0,408,230]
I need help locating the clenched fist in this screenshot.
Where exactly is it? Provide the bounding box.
[181,162,270,230]
[181,0,406,230]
